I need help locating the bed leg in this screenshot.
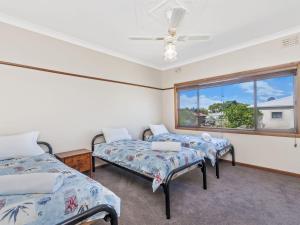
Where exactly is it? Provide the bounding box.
[162,183,171,219]
[92,156,96,172]
[104,208,118,225]
[109,213,118,225]
[231,146,236,166]
[215,156,220,179]
[201,161,207,190]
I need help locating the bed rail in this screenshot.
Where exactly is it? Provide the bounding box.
[56,204,118,225]
[37,141,53,154]
[91,133,207,219]
[91,133,106,172]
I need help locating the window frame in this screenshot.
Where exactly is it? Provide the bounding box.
[174,62,300,137]
[271,112,283,119]
[254,74,297,133]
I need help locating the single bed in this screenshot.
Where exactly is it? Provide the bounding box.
[91,134,207,220]
[0,141,120,225]
[143,129,235,179]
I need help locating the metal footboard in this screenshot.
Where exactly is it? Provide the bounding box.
[215,144,235,178]
[91,133,207,219]
[56,204,118,225]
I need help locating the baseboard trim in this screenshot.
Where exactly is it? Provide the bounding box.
[222,159,300,178]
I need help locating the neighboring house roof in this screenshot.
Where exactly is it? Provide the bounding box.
[249,95,294,108]
[194,112,207,117]
[256,96,294,107]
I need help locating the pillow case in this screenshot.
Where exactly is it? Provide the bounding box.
[149,124,169,136]
[0,131,44,159]
[102,128,132,144]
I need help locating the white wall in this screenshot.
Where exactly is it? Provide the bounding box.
[1,21,300,174]
[161,35,300,174]
[259,109,294,129]
[0,22,162,153]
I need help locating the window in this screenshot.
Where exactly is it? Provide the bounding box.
[175,67,298,134]
[271,112,283,119]
[256,75,295,130]
[178,88,198,127]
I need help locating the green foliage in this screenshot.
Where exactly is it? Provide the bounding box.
[208,103,223,113]
[179,109,197,127]
[223,103,254,128]
[179,101,254,128]
[208,101,238,113]
[208,101,254,128]
[197,108,208,115]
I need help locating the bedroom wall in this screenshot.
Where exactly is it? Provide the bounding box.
[1,20,300,175]
[0,22,162,153]
[161,34,300,174]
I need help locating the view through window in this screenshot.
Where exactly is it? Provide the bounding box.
[177,70,296,132]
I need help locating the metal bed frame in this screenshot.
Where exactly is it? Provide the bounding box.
[37,141,118,225]
[142,128,235,179]
[91,133,207,220]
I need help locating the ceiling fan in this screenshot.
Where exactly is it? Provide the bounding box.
[129,7,211,61]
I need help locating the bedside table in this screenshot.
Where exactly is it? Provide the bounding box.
[55,149,92,177]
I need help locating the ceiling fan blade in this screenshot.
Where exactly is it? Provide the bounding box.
[129,36,164,41]
[177,35,211,42]
[169,8,186,28]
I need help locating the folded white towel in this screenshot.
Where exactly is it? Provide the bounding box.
[201,132,212,142]
[0,173,64,195]
[151,142,181,152]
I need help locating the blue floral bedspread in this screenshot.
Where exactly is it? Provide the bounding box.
[0,154,120,225]
[146,133,231,166]
[93,140,205,192]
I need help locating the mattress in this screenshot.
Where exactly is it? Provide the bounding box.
[93,140,205,191]
[145,133,231,166]
[0,153,120,225]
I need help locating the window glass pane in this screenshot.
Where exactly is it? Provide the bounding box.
[222,82,255,129]
[177,70,296,133]
[199,86,222,128]
[197,82,255,129]
[272,112,282,119]
[257,75,294,106]
[257,109,295,130]
[256,75,295,130]
[178,89,198,127]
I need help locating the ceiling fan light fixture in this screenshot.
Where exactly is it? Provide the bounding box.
[164,43,177,61]
[129,5,210,62]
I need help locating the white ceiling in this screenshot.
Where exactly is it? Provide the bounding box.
[0,0,300,70]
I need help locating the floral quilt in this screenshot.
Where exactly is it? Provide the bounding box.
[0,154,120,225]
[93,140,205,192]
[145,133,231,166]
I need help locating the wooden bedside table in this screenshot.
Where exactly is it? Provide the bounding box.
[55,149,92,177]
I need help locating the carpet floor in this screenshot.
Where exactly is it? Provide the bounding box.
[93,162,300,225]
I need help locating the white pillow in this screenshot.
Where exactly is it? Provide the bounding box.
[149,124,169,136]
[0,131,44,159]
[102,128,132,144]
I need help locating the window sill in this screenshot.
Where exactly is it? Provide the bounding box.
[175,126,300,138]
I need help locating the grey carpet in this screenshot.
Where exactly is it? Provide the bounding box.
[93,162,300,225]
